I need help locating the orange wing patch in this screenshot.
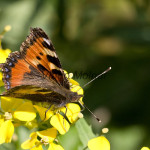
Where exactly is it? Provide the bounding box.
[10,59,30,88]
[1,51,31,90]
[20,28,69,89]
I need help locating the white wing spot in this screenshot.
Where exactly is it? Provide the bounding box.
[43,38,50,45]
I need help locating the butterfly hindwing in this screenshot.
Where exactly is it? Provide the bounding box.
[2,85,67,107]
[1,51,29,90]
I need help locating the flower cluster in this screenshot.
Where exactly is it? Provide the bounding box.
[0,25,110,150]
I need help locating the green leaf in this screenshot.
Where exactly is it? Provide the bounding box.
[75,118,96,149]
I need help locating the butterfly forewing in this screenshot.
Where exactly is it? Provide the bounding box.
[1,28,69,90]
[20,28,69,89]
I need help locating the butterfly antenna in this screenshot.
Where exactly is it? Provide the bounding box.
[82,67,111,89]
[78,101,101,123]
[75,67,111,93]
[77,67,111,123]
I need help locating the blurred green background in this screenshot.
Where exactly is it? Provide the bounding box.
[0,0,150,150]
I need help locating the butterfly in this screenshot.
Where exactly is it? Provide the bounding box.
[0,28,83,109]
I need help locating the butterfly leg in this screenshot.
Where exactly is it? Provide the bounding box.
[78,101,85,112]
[43,104,52,121]
[63,105,68,132]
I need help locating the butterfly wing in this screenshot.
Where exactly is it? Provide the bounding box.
[0,28,70,91]
[2,85,67,107]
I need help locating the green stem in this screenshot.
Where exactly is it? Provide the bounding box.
[75,118,96,149]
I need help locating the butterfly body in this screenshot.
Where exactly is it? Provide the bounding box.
[0,28,83,108]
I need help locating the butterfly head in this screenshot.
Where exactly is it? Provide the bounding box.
[67,91,83,103]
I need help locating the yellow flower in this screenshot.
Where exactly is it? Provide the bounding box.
[35,103,82,135]
[21,128,64,150]
[88,136,110,150]
[61,103,81,123]
[0,96,37,144]
[0,25,11,62]
[13,101,36,121]
[141,147,150,150]
[21,132,42,150]
[0,119,14,144]
[34,105,53,121]
[1,96,36,121]
[0,49,11,63]
[48,143,64,150]
[50,101,82,135]
[50,113,70,135]
[66,71,84,99]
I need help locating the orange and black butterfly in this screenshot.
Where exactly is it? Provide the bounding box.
[0,28,83,108]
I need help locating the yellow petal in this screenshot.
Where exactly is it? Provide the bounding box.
[0,120,14,144]
[48,143,64,150]
[50,114,70,135]
[21,132,37,149]
[1,96,24,112]
[71,84,83,95]
[0,118,4,126]
[31,144,43,150]
[88,136,110,150]
[141,147,150,150]
[34,105,53,121]
[63,70,68,78]
[37,128,57,142]
[70,84,84,103]
[69,79,79,85]
[0,72,4,86]
[61,103,81,123]
[0,49,11,63]
[14,102,36,121]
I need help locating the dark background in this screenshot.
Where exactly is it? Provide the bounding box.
[0,0,150,149]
